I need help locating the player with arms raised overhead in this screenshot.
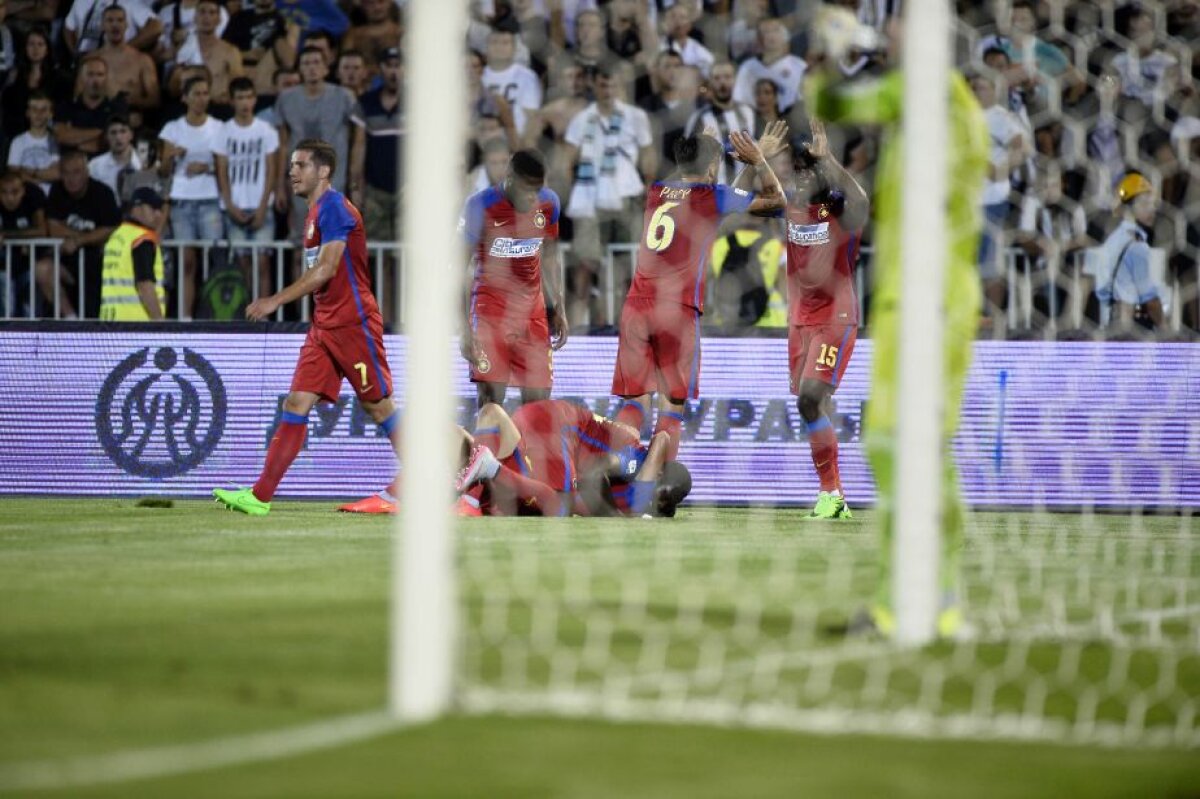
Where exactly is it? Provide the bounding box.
[460,149,568,407]
[213,138,398,516]
[769,117,869,519]
[611,126,787,460]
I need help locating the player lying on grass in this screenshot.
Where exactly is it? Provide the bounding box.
[455,399,692,518]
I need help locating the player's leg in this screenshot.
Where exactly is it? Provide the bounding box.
[512,316,553,405]
[796,324,857,519]
[650,303,701,461]
[612,297,658,433]
[470,316,512,408]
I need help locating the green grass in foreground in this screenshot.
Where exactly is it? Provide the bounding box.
[0,499,1197,798]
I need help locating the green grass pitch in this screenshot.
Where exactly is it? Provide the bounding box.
[0,498,1197,798]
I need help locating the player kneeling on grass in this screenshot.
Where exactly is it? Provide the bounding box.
[454,399,692,518]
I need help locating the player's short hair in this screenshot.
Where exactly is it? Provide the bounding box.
[102,4,126,18]
[653,461,692,518]
[229,76,256,97]
[196,0,221,10]
[27,89,51,106]
[106,114,131,130]
[673,134,723,175]
[338,48,365,63]
[0,170,23,186]
[981,45,1009,63]
[1011,0,1035,13]
[294,138,337,179]
[510,149,546,183]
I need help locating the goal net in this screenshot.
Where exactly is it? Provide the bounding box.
[395,0,1200,749]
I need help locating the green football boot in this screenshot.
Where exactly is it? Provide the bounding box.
[213,487,271,516]
[806,491,853,519]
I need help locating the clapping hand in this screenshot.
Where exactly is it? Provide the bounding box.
[729,130,766,165]
[757,120,790,160]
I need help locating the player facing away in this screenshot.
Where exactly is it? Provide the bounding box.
[808,9,990,636]
[769,117,868,519]
[455,400,691,518]
[611,129,786,459]
[213,139,399,516]
[460,149,568,407]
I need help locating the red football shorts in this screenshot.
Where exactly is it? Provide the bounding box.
[611,297,700,400]
[469,313,552,389]
[291,317,393,403]
[788,323,857,393]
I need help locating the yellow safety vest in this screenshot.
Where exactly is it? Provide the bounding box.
[100,222,166,321]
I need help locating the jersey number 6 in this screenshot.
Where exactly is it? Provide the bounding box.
[645,202,679,252]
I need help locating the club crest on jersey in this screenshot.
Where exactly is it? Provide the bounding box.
[489,237,543,258]
[476,349,491,374]
[533,210,546,229]
[787,221,831,247]
[818,205,830,219]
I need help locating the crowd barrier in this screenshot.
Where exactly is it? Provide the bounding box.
[0,325,1195,508]
[3,240,1192,332]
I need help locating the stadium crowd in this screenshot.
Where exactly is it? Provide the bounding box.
[0,0,1196,336]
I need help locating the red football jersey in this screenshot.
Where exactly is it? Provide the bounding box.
[302,189,380,329]
[627,181,755,312]
[784,200,860,326]
[509,400,640,490]
[463,185,561,326]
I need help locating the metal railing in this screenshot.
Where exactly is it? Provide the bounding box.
[2,238,1193,334]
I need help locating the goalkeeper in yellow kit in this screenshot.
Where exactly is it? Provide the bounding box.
[806,10,989,638]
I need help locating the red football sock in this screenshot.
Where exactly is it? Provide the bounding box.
[252,416,307,502]
[491,468,563,516]
[615,399,646,432]
[806,417,841,493]
[654,410,684,461]
[473,425,501,454]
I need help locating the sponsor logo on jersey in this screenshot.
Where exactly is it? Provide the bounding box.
[304,246,319,269]
[489,237,544,258]
[787,221,831,247]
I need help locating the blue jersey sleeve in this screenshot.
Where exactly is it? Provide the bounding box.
[715,184,755,216]
[317,195,356,243]
[459,192,486,247]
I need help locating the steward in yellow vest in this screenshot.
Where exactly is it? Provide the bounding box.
[100,187,167,321]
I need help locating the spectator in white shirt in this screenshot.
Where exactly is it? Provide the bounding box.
[561,67,656,323]
[971,70,1030,326]
[660,3,713,77]
[63,0,162,57]
[215,76,280,296]
[482,27,542,136]
[1112,5,1180,108]
[88,115,143,200]
[158,74,226,319]
[7,92,59,197]
[733,18,806,112]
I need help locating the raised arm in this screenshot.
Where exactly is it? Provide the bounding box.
[730,130,785,216]
[806,117,869,230]
[732,119,789,192]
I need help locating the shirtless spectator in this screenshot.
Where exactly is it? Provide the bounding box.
[340,0,401,76]
[63,0,160,57]
[222,0,298,98]
[55,56,130,156]
[170,0,244,113]
[88,116,143,200]
[335,49,368,97]
[523,60,588,151]
[92,4,160,122]
[156,0,228,64]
